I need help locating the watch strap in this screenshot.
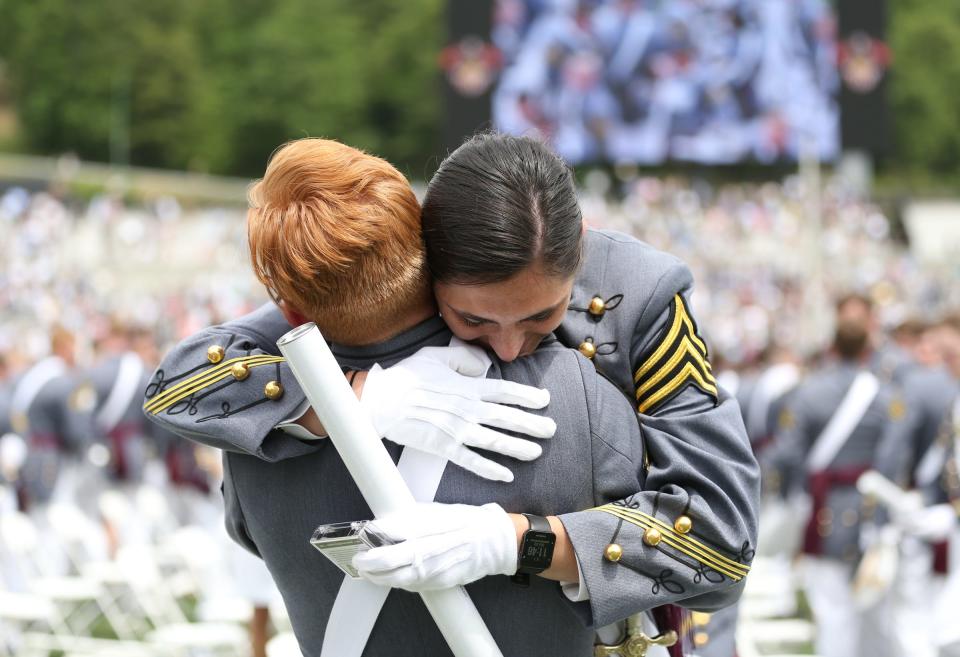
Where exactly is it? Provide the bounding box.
[522,513,551,533]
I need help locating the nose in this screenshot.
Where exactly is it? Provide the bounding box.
[488,332,526,363]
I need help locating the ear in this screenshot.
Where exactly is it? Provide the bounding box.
[278,301,309,328]
[581,220,587,236]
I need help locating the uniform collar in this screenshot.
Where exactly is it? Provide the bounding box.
[329,315,451,370]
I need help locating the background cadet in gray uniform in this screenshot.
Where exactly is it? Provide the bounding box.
[9,327,94,513]
[764,314,908,657]
[886,314,960,488]
[84,350,154,486]
[869,314,960,657]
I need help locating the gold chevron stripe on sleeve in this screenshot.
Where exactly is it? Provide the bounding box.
[635,335,713,400]
[145,355,285,414]
[677,298,707,356]
[634,296,685,382]
[593,505,750,580]
[634,295,708,383]
[637,362,718,414]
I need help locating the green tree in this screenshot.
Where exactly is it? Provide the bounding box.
[887,0,960,180]
[1,0,211,170]
[0,0,445,176]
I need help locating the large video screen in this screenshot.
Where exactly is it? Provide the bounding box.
[492,0,840,165]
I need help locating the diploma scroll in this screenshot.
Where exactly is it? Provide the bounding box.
[277,323,502,657]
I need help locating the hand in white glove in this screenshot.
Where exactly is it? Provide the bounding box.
[353,502,518,591]
[360,340,556,482]
[896,504,958,542]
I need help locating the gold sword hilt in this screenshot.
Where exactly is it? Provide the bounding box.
[593,630,678,657]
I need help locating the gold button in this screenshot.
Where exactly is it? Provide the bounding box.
[578,340,597,359]
[816,508,833,524]
[604,543,623,562]
[264,381,284,400]
[231,362,250,381]
[817,523,832,538]
[643,527,662,546]
[674,515,693,534]
[588,296,606,317]
[207,345,225,364]
[694,632,710,647]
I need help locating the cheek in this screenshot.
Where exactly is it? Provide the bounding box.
[522,331,550,353]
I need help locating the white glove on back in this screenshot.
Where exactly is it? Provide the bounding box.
[352,501,517,592]
[360,340,556,482]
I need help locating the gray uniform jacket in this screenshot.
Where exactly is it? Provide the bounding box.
[766,361,905,562]
[143,231,759,650]
[874,366,958,489]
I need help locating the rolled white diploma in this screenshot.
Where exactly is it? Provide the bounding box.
[277,323,502,657]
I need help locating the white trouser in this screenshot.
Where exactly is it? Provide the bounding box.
[802,556,891,657]
[882,536,936,657]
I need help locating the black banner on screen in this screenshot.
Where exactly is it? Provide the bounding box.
[837,0,889,155]
[441,0,496,153]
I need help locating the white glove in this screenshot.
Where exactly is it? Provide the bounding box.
[353,502,518,591]
[896,504,958,542]
[360,340,556,482]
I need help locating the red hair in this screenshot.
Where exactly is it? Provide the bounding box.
[247,138,426,343]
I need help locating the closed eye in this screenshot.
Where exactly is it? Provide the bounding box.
[459,314,491,327]
[522,310,554,323]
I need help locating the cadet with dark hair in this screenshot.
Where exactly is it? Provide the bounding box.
[422,134,584,286]
[414,132,758,653]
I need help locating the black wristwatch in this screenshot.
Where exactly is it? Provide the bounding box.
[516,513,556,575]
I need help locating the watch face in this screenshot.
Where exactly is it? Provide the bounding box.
[521,531,556,569]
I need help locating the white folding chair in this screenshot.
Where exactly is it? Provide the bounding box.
[266,632,302,657]
[0,510,111,639]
